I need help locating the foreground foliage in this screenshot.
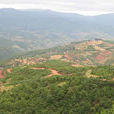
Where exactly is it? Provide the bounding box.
[0,60,114,114]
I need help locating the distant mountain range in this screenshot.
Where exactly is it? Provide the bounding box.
[0,8,114,61]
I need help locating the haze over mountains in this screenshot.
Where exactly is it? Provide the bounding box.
[0,8,114,114]
[0,8,114,61]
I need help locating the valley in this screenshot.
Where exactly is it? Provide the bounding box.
[0,9,114,61]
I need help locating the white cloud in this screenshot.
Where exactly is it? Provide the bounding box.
[0,0,114,15]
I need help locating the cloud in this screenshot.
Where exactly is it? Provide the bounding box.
[0,0,114,15]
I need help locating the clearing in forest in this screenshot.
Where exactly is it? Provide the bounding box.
[45,69,61,78]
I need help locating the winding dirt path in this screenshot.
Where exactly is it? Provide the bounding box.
[85,70,99,78]
[31,67,61,78]
[85,70,114,81]
[45,69,61,78]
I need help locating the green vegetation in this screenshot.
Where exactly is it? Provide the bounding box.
[0,60,114,114]
[91,66,114,79]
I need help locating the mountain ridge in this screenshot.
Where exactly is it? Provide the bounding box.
[0,8,114,61]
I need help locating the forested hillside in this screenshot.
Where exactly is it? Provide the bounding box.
[0,60,114,113]
[0,39,114,113]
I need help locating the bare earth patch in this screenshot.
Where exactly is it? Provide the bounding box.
[50,55,63,60]
[7,69,12,73]
[95,55,108,64]
[75,40,103,50]
[58,82,66,86]
[31,67,45,70]
[72,64,84,67]
[94,45,105,51]
[0,70,4,79]
[102,51,112,56]
[45,69,61,78]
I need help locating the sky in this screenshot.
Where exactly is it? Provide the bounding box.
[0,0,114,16]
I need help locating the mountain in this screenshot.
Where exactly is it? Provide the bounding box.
[0,9,114,114]
[0,8,114,61]
[6,40,114,67]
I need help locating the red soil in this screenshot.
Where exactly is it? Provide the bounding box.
[0,70,4,79]
[7,69,12,73]
[95,55,108,64]
[64,53,72,60]
[95,55,105,60]
[45,69,61,78]
[102,51,111,55]
[49,69,61,76]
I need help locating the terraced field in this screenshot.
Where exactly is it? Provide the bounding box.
[6,40,114,67]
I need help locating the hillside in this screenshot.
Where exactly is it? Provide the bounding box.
[0,39,114,113]
[7,40,114,67]
[0,9,114,61]
[0,60,114,113]
[0,2,114,113]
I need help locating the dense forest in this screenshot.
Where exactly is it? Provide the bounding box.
[0,60,114,113]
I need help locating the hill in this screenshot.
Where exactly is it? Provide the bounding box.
[7,40,114,67]
[0,60,114,113]
[0,39,114,113]
[0,9,114,61]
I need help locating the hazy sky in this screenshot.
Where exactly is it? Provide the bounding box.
[0,0,114,15]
